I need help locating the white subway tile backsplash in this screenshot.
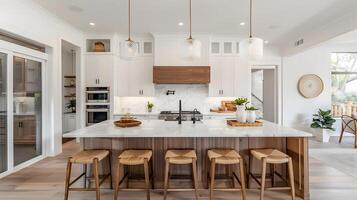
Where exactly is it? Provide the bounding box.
[114,84,235,114]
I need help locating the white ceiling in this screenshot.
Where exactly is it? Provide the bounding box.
[34,0,357,46]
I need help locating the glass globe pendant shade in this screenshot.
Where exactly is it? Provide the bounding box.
[121,39,138,58]
[247,37,263,60]
[182,38,201,59]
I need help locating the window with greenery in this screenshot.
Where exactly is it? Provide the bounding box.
[331,53,357,117]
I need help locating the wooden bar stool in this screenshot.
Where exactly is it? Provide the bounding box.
[64,150,112,200]
[114,149,153,200]
[164,149,199,200]
[207,149,247,200]
[248,149,295,200]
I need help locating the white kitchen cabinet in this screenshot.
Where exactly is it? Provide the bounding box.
[85,54,114,87]
[116,57,154,97]
[63,113,76,133]
[209,56,236,97]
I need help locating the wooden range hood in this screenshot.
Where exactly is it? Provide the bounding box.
[153,66,210,84]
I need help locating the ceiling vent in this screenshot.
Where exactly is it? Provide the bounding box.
[294,39,304,47]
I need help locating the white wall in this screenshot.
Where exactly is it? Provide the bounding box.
[282,45,331,131]
[0,0,84,156]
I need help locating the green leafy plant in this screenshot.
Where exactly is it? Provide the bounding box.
[147,101,154,109]
[233,98,249,106]
[310,109,336,131]
[246,106,258,111]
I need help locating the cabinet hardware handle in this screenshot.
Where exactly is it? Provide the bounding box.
[98,79,100,84]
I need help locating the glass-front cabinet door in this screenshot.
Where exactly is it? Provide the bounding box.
[13,56,42,166]
[0,53,7,173]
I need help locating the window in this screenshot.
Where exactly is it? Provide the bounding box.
[331,53,357,117]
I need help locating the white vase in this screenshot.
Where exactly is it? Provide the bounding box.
[246,110,256,123]
[312,128,332,143]
[236,105,247,122]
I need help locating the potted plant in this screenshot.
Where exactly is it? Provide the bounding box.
[147,101,154,113]
[233,98,249,122]
[246,106,258,123]
[310,109,336,143]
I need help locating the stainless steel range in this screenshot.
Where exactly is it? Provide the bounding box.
[159,110,203,122]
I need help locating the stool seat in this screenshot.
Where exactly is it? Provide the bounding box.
[165,149,197,164]
[119,150,152,165]
[208,149,241,164]
[251,149,289,164]
[70,150,109,164]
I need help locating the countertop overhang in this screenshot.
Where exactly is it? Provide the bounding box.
[63,119,313,138]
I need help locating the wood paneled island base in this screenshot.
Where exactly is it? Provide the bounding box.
[83,137,309,200]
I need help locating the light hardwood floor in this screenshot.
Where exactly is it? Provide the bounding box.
[0,138,357,200]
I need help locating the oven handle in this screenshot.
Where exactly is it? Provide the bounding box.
[86,109,109,112]
[86,91,109,94]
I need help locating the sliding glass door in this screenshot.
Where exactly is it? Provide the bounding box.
[0,53,7,173]
[0,40,46,176]
[13,56,42,166]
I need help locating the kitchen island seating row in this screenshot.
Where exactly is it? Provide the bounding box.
[62,120,311,199]
[64,148,295,200]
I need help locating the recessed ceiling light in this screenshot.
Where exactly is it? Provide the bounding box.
[178,22,184,26]
[89,22,95,26]
[240,22,246,26]
[264,40,269,44]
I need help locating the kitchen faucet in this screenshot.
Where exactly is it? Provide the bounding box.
[192,108,198,124]
[178,100,182,124]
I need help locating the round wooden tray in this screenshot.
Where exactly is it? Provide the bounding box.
[114,119,142,128]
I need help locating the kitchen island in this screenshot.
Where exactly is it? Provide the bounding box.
[63,119,312,200]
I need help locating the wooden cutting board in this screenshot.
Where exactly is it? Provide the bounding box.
[227,120,263,127]
[210,109,235,113]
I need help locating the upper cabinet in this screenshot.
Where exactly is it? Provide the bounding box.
[13,57,41,93]
[209,56,236,97]
[85,54,114,87]
[210,41,239,56]
[116,57,154,97]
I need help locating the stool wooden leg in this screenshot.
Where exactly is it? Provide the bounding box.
[163,159,170,200]
[108,152,113,189]
[270,164,275,187]
[64,158,72,200]
[192,159,199,200]
[144,158,150,200]
[210,158,216,200]
[288,158,296,200]
[239,158,247,200]
[93,158,101,200]
[260,158,267,200]
[83,164,87,188]
[114,159,121,200]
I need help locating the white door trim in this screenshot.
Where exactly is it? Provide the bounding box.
[251,65,282,124]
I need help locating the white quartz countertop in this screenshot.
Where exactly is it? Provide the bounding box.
[63,119,312,138]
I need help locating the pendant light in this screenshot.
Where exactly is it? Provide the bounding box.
[246,0,263,60]
[122,0,138,58]
[182,0,201,59]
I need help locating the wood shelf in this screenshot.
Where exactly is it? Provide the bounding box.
[64,85,76,88]
[64,75,76,79]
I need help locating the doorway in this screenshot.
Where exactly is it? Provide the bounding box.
[61,40,80,143]
[251,66,278,123]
